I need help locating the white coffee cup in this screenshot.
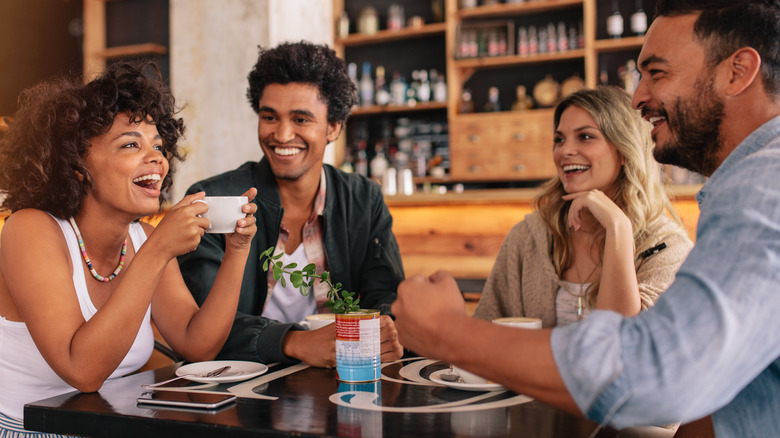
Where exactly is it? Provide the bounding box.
[302,313,335,330]
[493,316,543,329]
[194,196,248,234]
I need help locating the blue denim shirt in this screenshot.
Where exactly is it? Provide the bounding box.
[551,115,780,437]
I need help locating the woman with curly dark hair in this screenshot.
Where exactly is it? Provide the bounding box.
[0,62,257,435]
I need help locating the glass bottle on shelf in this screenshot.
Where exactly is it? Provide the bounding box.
[417,69,431,104]
[600,69,609,86]
[390,71,407,106]
[359,62,374,107]
[546,22,557,53]
[487,30,499,56]
[370,141,389,181]
[375,66,390,106]
[431,0,444,23]
[407,70,420,105]
[484,86,501,112]
[348,62,359,105]
[622,59,640,95]
[557,22,568,52]
[568,26,578,51]
[338,12,350,38]
[387,4,405,32]
[431,70,447,103]
[511,85,534,111]
[477,30,488,57]
[631,0,648,36]
[607,0,624,39]
[528,25,539,55]
[538,26,548,54]
[458,89,475,114]
[357,6,378,35]
[518,26,529,56]
[468,30,479,57]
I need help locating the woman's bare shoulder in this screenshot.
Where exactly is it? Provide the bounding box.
[2,209,61,237]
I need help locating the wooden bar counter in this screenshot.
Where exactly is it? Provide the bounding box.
[386,185,701,284]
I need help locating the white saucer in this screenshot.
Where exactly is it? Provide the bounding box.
[429,369,506,392]
[176,360,268,383]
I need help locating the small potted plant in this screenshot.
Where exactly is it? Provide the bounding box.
[260,247,381,382]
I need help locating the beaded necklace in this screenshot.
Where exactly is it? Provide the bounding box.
[69,217,127,282]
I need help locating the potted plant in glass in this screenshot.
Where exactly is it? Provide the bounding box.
[260,247,381,382]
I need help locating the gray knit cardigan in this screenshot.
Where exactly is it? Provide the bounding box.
[473,211,693,327]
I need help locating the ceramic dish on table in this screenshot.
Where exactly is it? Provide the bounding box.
[175,360,268,383]
[429,369,506,392]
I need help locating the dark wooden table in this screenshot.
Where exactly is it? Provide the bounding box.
[24,358,616,437]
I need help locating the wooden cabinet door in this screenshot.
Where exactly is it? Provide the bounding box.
[449,110,556,181]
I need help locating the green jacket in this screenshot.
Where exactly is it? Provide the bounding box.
[178,158,404,363]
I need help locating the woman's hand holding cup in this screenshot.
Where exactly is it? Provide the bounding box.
[222,188,258,252]
[151,191,211,259]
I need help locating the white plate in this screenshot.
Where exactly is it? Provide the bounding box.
[429,369,505,392]
[176,360,268,383]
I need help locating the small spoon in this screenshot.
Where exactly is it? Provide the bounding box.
[142,365,231,388]
[439,365,463,383]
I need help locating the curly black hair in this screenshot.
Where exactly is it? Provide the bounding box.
[0,62,185,219]
[246,41,357,125]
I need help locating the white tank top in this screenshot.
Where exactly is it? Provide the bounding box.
[0,216,153,420]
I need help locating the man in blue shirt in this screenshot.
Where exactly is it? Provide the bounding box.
[392,1,780,436]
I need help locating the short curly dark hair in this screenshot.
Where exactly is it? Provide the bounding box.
[246,41,357,125]
[0,62,185,219]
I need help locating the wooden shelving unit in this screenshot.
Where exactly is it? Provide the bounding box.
[82,0,169,79]
[333,0,653,183]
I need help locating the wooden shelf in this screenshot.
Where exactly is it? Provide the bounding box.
[452,107,554,120]
[593,36,645,52]
[454,49,585,69]
[97,43,168,60]
[338,22,446,47]
[458,0,583,19]
[350,101,447,116]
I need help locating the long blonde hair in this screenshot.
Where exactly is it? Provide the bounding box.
[535,86,685,303]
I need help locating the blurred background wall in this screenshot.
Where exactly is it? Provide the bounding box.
[169,0,333,201]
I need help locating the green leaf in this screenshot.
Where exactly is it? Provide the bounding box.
[272,252,284,260]
[284,262,298,270]
[259,246,274,259]
[321,271,329,281]
[299,285,309,296]
[280,277,286,288]
[272,264,282,280]
[303,263,316,274]
[262,259,269,272]
[291,271,303,288]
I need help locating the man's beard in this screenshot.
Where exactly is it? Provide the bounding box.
[652,76,725,177]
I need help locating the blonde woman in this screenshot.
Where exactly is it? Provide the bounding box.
[474,86,692,326]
